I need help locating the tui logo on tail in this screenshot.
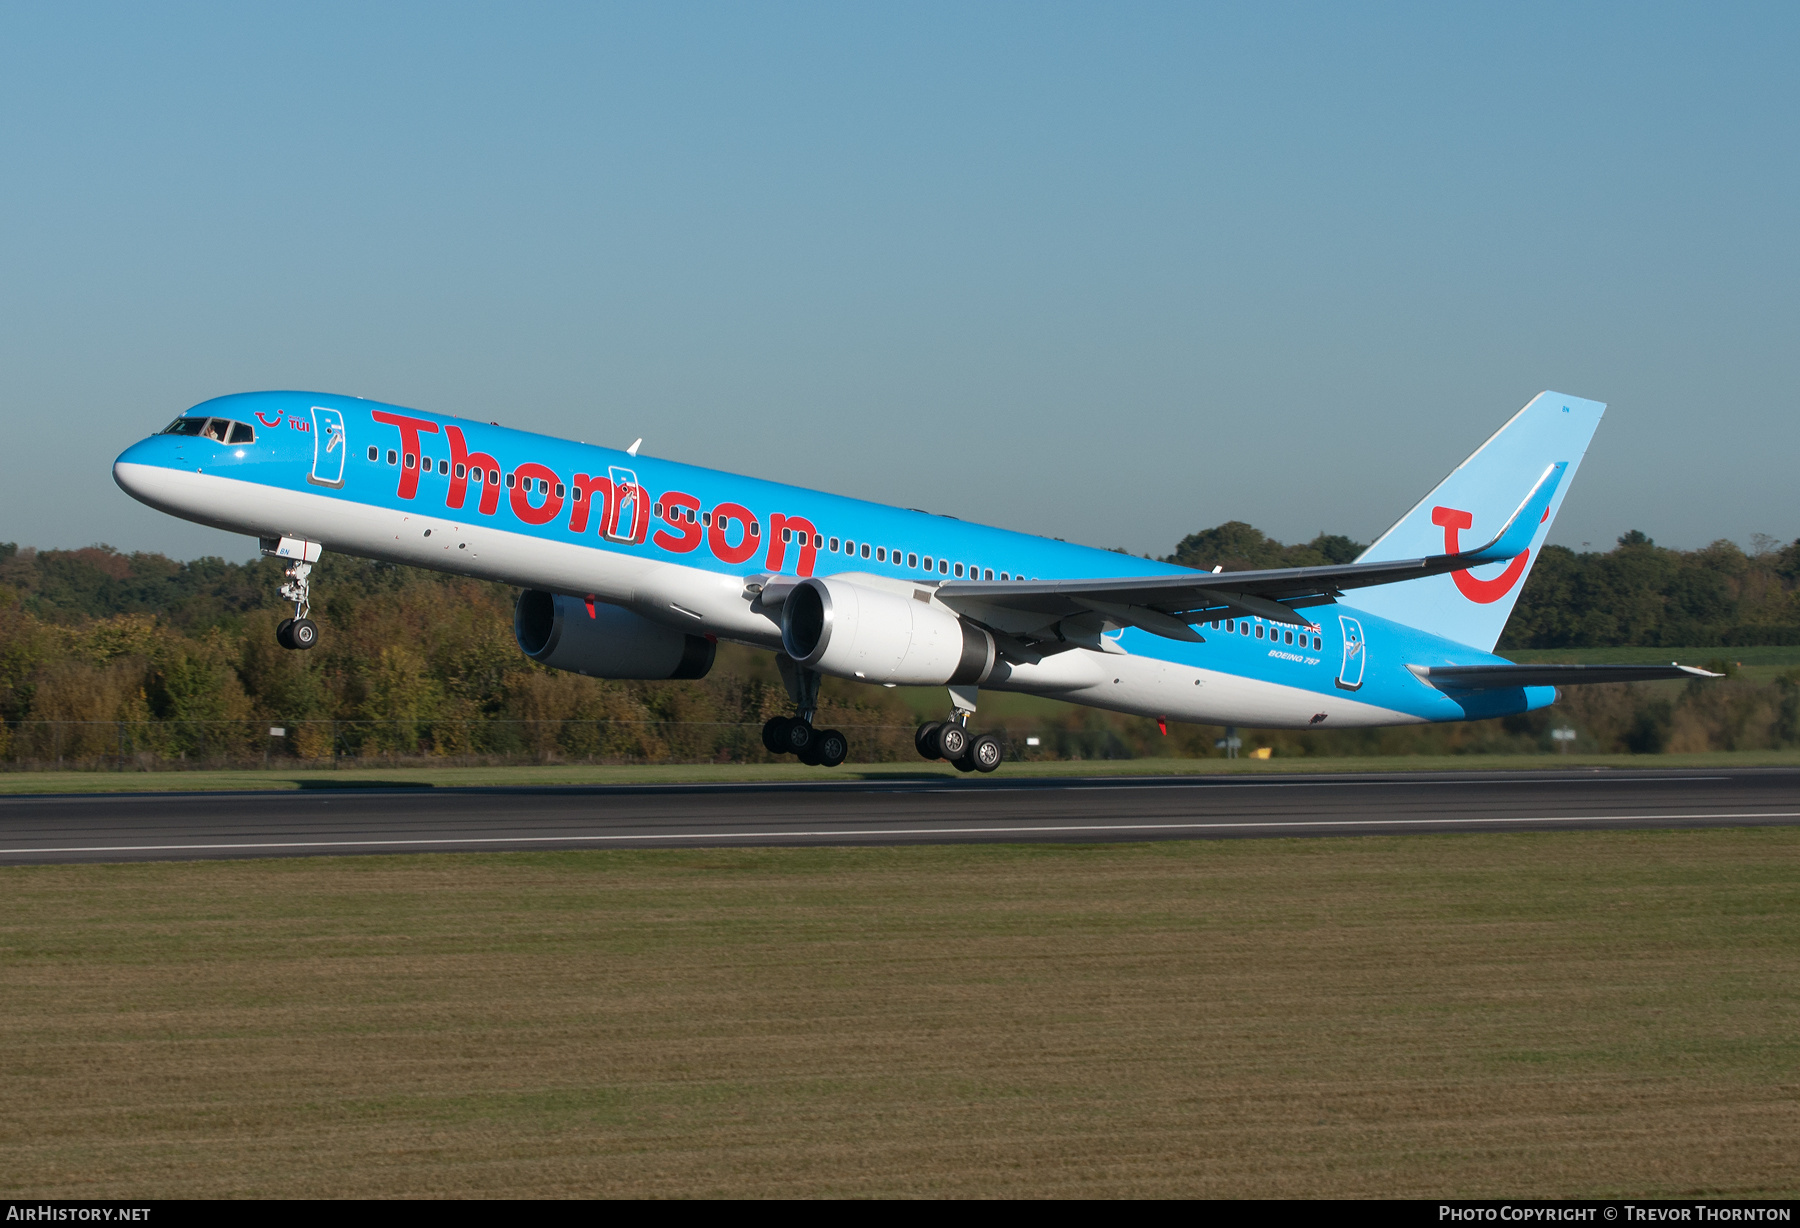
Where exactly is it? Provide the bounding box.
[1431,505,1545,603]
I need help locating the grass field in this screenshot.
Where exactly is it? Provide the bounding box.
[4,749,1800,794]
[2,830,1796,1197]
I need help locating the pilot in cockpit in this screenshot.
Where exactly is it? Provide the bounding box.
[202,419,229,442]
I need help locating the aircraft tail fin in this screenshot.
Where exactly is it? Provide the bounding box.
[1348,391,1605,651]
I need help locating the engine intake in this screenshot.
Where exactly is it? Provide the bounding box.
[781,577,994,686]
[515,590,715,679]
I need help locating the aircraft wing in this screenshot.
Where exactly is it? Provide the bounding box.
[1408,663,1722,690]
[935,463,1568,645]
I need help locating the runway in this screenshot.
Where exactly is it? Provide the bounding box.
[1,767,1797,864]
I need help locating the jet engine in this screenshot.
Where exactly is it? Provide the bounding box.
[780,576,994,686]
[514,590,715,679]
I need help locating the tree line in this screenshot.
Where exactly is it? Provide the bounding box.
[1164,523,1800,648]
[0,524,1795,765]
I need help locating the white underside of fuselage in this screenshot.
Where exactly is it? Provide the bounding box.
[114,462,1421,730]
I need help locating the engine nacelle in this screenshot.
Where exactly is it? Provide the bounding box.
[515,590,715,679]
[781,576,995,686]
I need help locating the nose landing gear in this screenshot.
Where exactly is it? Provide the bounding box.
[263,537,322,652]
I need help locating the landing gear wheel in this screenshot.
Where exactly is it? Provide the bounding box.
[934,722,970,762]
[289,618,319,650]
[275,618,295,650]
[915,721,944,760]
[762,716,794,755]
[814,728,848,768]
[953,749,978,772]
[781,718,816,756]
[970,732,1003,773]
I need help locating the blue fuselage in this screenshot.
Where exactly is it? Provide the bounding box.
[114,391,1550,728]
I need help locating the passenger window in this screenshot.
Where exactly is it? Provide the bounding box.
[420,455,431,470]
[923,556,933,570]
[554,483,564,497]
[406,454,417,469]
[704,512,713,526]
[455,463,466,478]
[940,559,949,574]
[984,568,993,580]
[488,469,499,484]
[1255,624,1264,639]
[1240,622,1249,636]
[813,534,823,549]
[505,473,515,488]
[954,563,964,577]
[876,547,886,562]
[228,422,254,444]
[387,449,398,465]
[844,540,854,554]
[572,487,582,501]
[829,537,839,552]
[862,543,871,559]
[369,446,379,461]
[908,553,919,568]
[1314,636,1323,650]
[750,521,760,537]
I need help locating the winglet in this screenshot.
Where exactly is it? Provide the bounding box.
[1457,462,1566,565]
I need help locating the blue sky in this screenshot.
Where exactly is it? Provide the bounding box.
[2,2,1795,560]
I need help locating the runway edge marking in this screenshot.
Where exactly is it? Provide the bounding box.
[4,810,1799,856]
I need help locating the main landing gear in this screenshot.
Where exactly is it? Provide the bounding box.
[764,657,848,768]
[915,685,1003,773]
[265,537,321,652]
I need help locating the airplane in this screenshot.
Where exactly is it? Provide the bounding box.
[112,390,1715,771]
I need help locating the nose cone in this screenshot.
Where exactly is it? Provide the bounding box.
[112,436,183,510]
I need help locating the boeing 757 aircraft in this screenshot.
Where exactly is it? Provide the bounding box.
[113,391,1713,771]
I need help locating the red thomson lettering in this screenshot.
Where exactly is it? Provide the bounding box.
[1433,505,1529,604]
[708,502,760,566]
[765,514,818,577]
[444,425,501,516]
[371,411,441,500]
[509,462,564,526]
[568,473,613,534]
[654,492,703,553]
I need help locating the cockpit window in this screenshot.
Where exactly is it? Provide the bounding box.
[160,416,254,444]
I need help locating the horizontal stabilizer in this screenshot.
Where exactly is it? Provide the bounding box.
[1408,663,1723,690]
